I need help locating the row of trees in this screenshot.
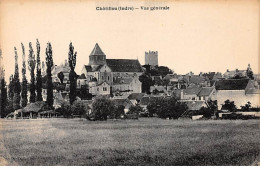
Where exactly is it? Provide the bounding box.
[0,41,78,118]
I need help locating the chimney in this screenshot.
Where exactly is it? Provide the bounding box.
[180,89,184,100]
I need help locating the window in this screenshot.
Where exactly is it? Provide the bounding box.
[97,88,99,91]
[103,87,107,91]
[108,76,109,81]
[199,96,201,100]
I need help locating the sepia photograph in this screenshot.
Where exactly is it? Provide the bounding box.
[0,0,259,166]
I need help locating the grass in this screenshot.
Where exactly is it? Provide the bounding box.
[0,118,259,166]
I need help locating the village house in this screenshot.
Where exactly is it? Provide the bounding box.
[127,93,145,105]
[212,78,260,109]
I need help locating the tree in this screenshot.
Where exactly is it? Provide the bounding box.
[7,75,14,113]
[46,42,54,107]
[246,65,254,80]
[28,42,36,103]
[0,78,8,118]
[221,99,236,112]
[139,74,154,94]
[68,42,77,105]
[241,101,251,112]
[21,43,28,107]
[71,100,87,118]
[57,72,64,84]
[36,39,43,101]
[128,105,142,115]
[92,96,115,120]
[147,96,188,119]
[13,47,21,110]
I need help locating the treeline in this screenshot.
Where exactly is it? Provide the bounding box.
[0,40,79,118]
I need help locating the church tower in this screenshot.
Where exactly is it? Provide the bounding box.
[89,43,106,66]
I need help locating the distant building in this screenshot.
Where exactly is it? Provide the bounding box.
[81,43,143,96]
[145,50,158,66]
[212,79,260,109]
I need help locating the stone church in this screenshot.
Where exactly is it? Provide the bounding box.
[80,43,143,96]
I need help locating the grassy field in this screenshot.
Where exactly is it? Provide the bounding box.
[0,118,259,166]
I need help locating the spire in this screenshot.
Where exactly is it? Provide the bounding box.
[90,43,105,56]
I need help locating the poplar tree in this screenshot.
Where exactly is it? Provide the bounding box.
[0,77,7,118]
[8,75,14,112]
[46,42,53,107]
[68,42,77,105]
[21,43,28,107]
[13,47,21,110]
[36,39,43,101]
[28,42,36,103]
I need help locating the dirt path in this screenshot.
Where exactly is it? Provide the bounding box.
[0,119,18,166]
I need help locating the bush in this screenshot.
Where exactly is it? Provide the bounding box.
[128,105,142,115]
[114,105,125,119]
[56,101,71,118]
[92,96,115,120]
[147,96,188,119]
[221,99,237,112]
[71,100,87,118]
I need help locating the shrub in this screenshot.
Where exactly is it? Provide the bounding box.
[147,96,188,119]
[71,100,87,118]
[92,96,115,120]
[221,99,237,112]
[128,105,142,115]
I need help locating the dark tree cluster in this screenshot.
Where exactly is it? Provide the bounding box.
[147,96,188,119]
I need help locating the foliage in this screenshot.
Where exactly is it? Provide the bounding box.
[28,42,36,103]
[57,72,64,84]
[7,75,14,113]
[46,42,54,107]
[114,105,125,119]
[21,43,28,107]
[68,42,77,105]
[200,99,218,118]
[13,47,21,110]
[36,39,43,101]
[139,74,154,94]
[147,96,188,119]
[128,105,142,115]
[92,96,115,120]
[240,102,251,112]
[246,66,254,80]
[0,78,8,118]
[221,99,237,112]
[57,101,71,118]
[71,100,87,117]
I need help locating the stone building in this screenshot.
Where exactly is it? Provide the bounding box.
[81,43,143,96]
[145,50,158,66]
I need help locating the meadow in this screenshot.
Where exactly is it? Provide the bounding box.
[0,118,259,166]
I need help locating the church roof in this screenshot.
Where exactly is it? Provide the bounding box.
[90,43,105,56]
[84,65,103,72]
[106,59,143,73]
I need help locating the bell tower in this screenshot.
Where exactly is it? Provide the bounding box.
[89,43,106,66]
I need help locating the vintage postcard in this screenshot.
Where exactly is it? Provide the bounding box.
[0,0,259,166]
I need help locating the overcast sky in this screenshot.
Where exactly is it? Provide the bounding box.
[0,0,259,80]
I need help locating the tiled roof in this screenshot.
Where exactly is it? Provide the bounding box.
[113,76,134,85]
[197,87,214,96]
[183,87,201,95]
[84,65,103,72]
[90,43,105,56]
[189,76,205,85]
[127,93,145,100]
[78,74,86,79]
[106,59,143,72]
[215,79,249,90]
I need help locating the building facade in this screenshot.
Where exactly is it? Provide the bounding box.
[145,50,158,66]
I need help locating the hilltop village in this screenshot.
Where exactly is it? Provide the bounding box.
[43,44,259,112]
[0,43,259,119]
